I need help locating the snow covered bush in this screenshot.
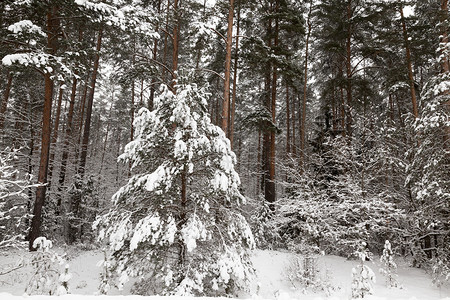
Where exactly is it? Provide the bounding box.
[285,254,336,295]
[277,159,404,255]
[431,247,450,287]
[379,240,398,288]
[26,237,69,295]
[97,250,113,295]
[0,147,33,251]
[351,242,376,299]
[95,82,255,296]
[406,71,449,273]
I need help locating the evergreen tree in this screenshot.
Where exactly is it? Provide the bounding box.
[95,80,254,296]
[379,240,398,288]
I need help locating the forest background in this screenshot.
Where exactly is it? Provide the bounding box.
[0,0,449,295]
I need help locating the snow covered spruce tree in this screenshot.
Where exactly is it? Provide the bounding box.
[379,240,397,288]
[95,82,255,296]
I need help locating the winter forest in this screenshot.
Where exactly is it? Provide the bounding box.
[0,0,449,299]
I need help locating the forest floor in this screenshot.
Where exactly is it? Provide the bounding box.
[0,247,449,300]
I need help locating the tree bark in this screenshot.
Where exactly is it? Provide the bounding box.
[69,27,102,244]
[57,76,77,212]
[230,0,241,150]
[78,28,103,178]
[221,0,235,137]
[300,0,312,169]
[441,0,449,74]
[29,5,59,251]
[440,0,450,149]
[47,86,64,184]
[0,72,13,130]
[74,70,89,163]
[99,103,113,175]
[400,6,418,118]
[286,83,290,154]
[172,0,179,88]
[265,0,278,210]
[345,0,353,138]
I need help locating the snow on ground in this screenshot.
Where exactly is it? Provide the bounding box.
[0,247,449,300]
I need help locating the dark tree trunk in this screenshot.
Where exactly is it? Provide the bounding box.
[0,72,13,130]
[57,76,77,212]
[300,0,312,169]
[230,0,241,150]
[400,5,418,118]
[29,5,60,251]
[221,0,235,137]
[48,87,64,185]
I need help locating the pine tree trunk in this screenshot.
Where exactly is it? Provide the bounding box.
[266,0,278,210]
[440,0,450,149]
[400,6,418,118]
[57,76,77,212]
[291,91,296,156]
[69,27,103,244]
[441,0,449,74]
[75,70,89,163]
[230,0,241,150]
[300,0,312,169]
[99,103,113,175]
[172,0,179,88]
[345,0,353,138]
[222,0,235,137]
[78,28,103,178]
[29,5,59,251]
[286,83,290,154]
[162,0,170,83]
[0,72,13,130]
[48,87,64,185]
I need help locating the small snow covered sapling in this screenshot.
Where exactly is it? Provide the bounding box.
[351,242,376,299]
[56,264,72,295]
[379,240,398,288]
[25,237,68,295]
[97,250,112,295]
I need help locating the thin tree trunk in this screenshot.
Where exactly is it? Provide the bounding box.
[48,86,64,184]
[291,90,296,156]
[57,76,77,212]
[162,0,170,83]
[129,43,136,177]
[340,83,346,136]
[74,70,89,163]
[29,5,59,251]
[300,0,312,169]
[78,27,103,178]
[172,0,179,88]
[99,103,113,175]
[149,0,161,110]
[266,0,278,210]
[230,0,241,150]
[440,0,450,149]
[69,27,103,244]
[221,0,235,136]
[0,72,13,130]
[345,0,353,138]
[400,5,418,118]
[441,0,449,73]
[286,82,290,154]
